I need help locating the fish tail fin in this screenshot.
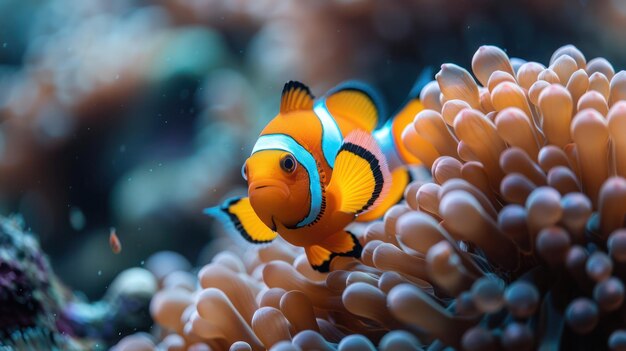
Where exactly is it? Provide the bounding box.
[327,130,391,216]
[305,230,362,272]
[356,167,412,222]
[374,67,434,168]
[204,196,277,244]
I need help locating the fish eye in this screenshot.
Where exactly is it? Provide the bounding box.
[280,154,297,173]
[241,163,248,181]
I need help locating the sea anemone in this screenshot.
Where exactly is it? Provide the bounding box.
[119,44,626,350]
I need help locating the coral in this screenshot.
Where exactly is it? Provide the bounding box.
[61,267,157,345]
[0,215,157,350]
[0,215,76,350]
[120,45,626,350]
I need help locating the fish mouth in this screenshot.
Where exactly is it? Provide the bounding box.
[249,180,289,198]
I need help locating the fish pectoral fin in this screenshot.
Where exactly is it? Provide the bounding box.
[304,231,363,272]
[323,81,384,132]
[280,81,314,113]
[356,167,411,222]
[204,196,277,244]
[327,130,391,215]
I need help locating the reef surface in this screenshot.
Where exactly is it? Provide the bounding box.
[0,215,155,350]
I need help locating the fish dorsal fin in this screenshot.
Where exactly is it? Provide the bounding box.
[280,81,314,113]
[324,81,385,132]
[327,130,391,215]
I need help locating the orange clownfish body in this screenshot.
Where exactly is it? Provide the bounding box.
[206,75,429,271]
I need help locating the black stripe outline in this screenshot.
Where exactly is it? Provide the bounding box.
[282,81,314,100]
[305,160,327,227]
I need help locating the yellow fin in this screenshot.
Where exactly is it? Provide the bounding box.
[280,81,314,114]
[305,245,333,272]
[204,197,277,243]
[321,230,362,255]
[357,167,410,222]
[305,231,362,272]
[327,131,391,215]
[325,82,383,132]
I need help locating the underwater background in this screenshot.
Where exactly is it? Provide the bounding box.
[3,0,626,350]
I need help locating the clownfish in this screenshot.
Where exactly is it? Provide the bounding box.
[206,73,429,272]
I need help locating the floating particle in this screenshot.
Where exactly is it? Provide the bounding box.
[109,228,122,254]
[69,206,86,231]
